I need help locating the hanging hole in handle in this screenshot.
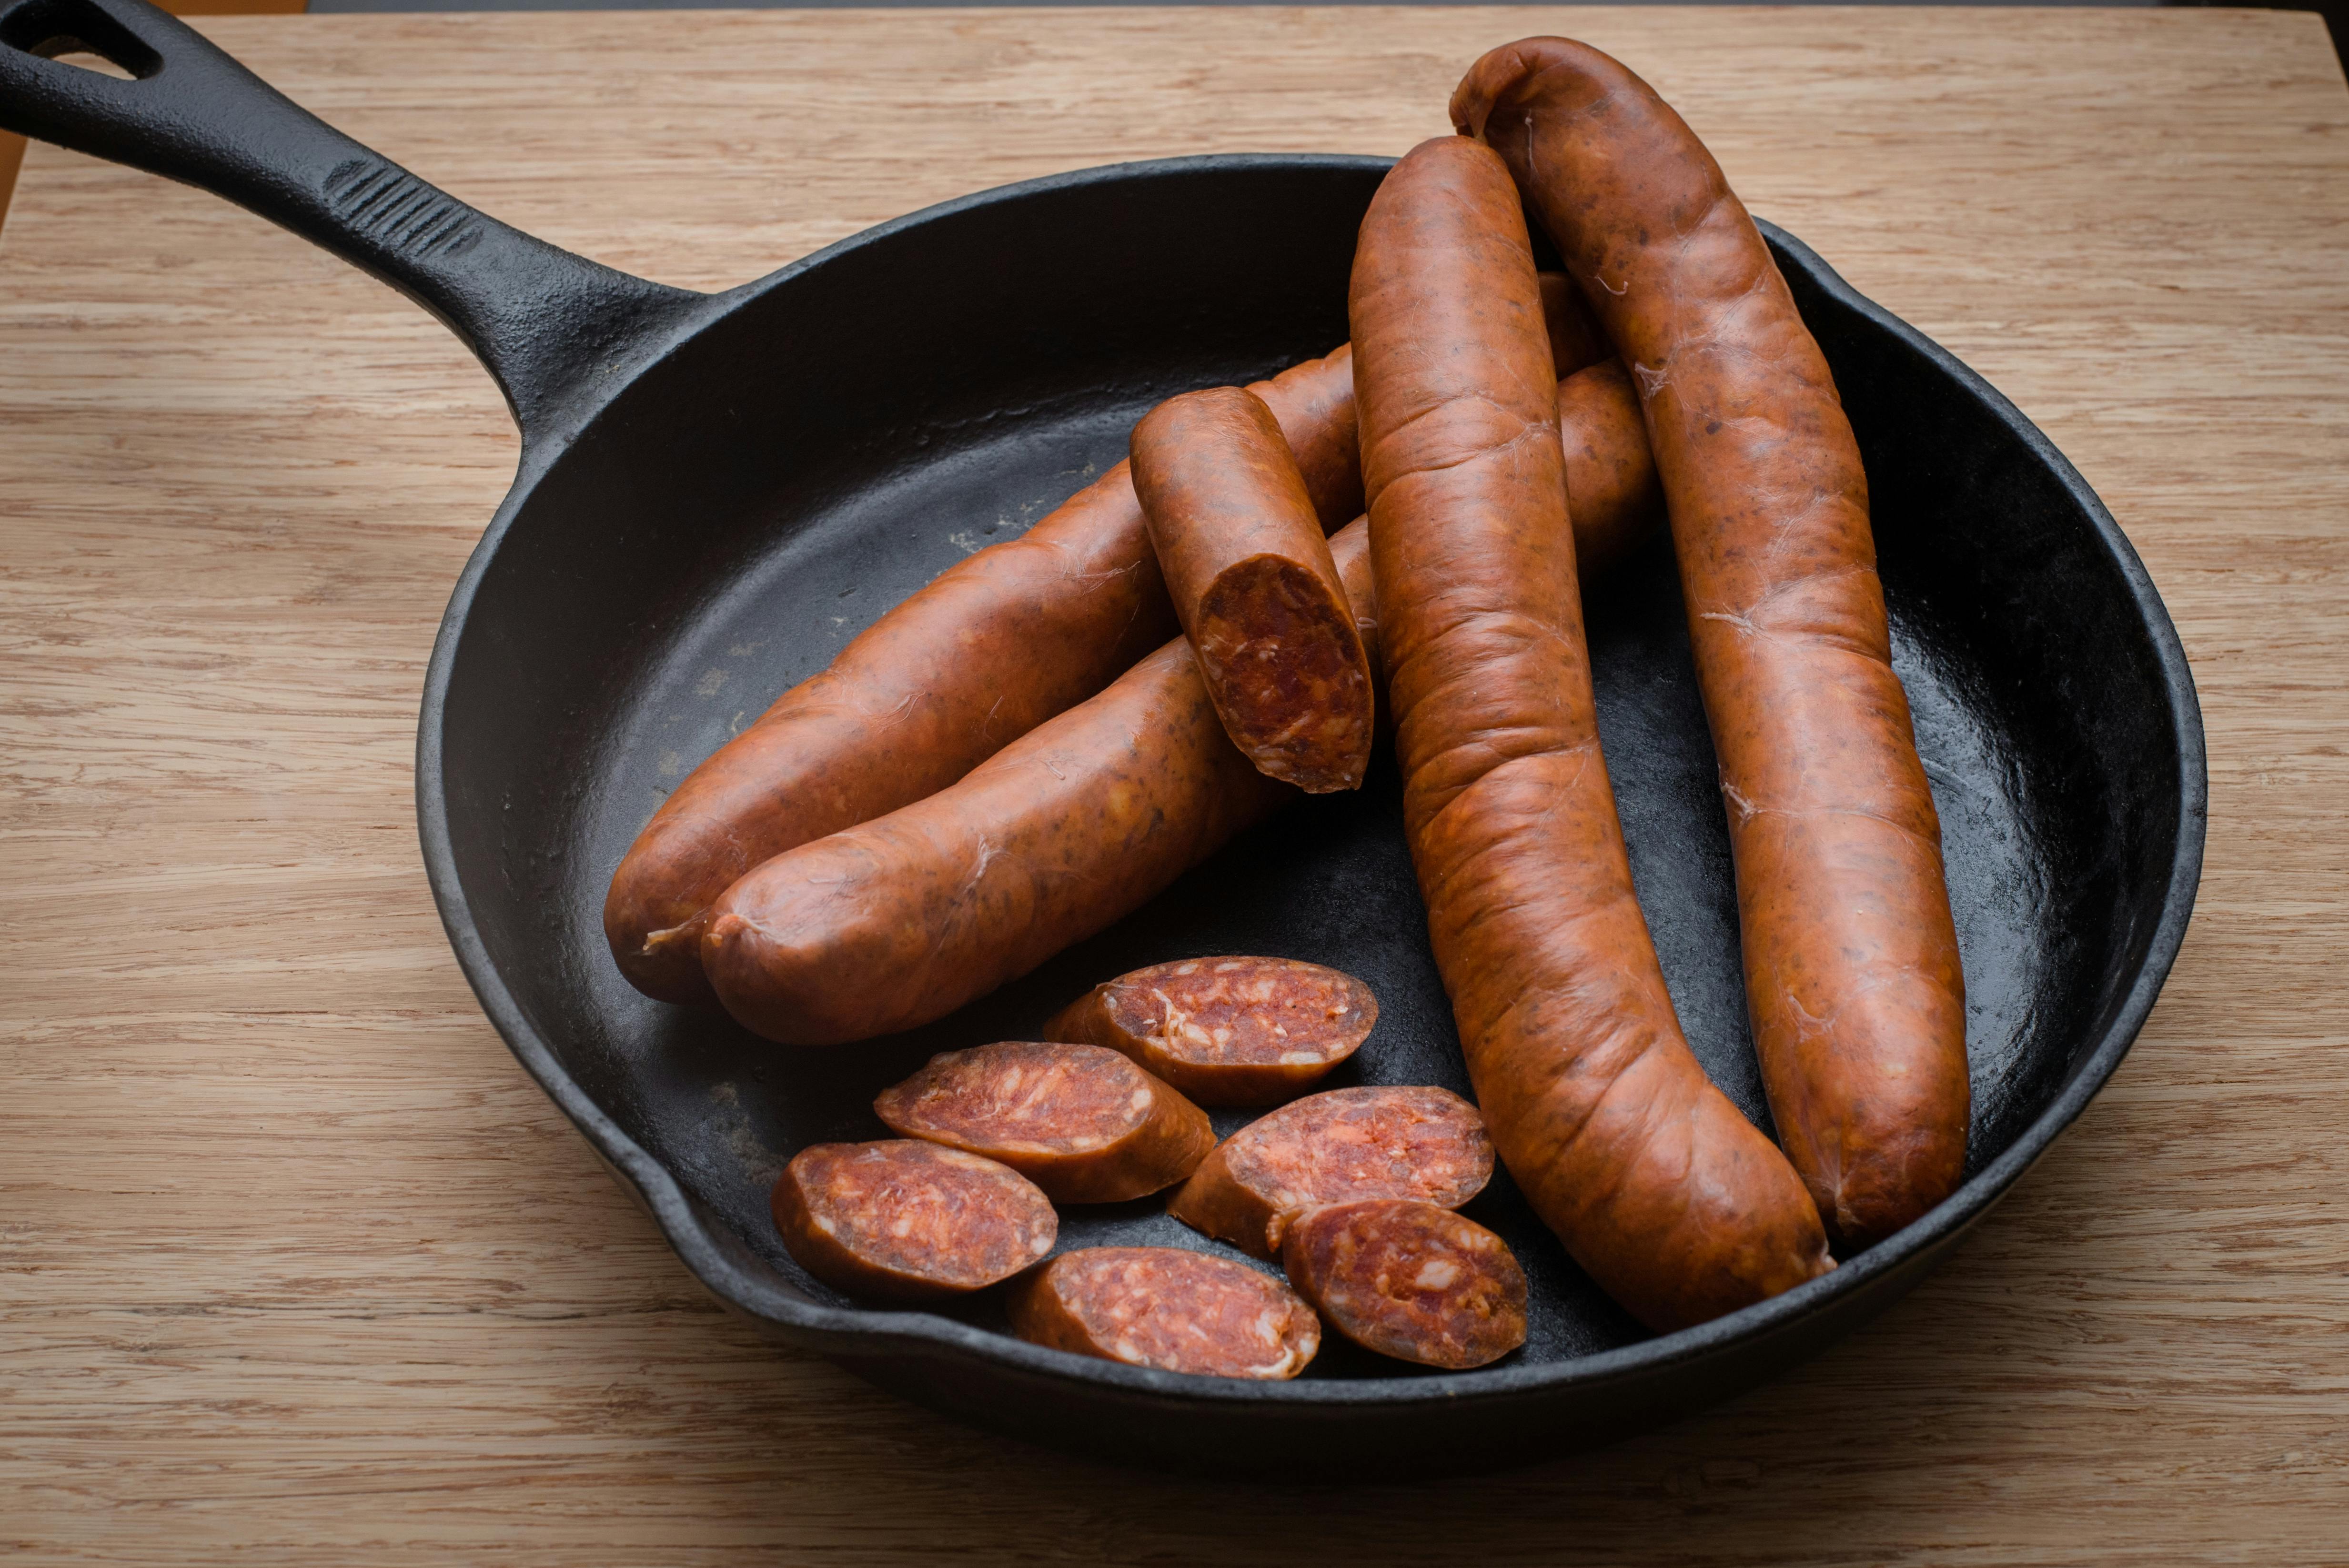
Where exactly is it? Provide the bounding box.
[0,0,163,80]
[43,45,135,80]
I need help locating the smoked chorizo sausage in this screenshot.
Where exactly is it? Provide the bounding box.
[700,358,1659,1048]
[1452,38,1970,1247]
[1008,1247,1320,1379]
[1278,1199,1526,1369]
[1045,955,1377,1107]
[1350,134,1832,1331]
[872,1040,1213,1203]
[1131,388,1376,793]
[1166,1086,1493,1260]
[770,1140,1056,1303]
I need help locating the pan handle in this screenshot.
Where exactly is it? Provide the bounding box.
[0,0,707,445]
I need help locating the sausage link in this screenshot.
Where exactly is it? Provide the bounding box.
[1278,1199,1527,1369]
[872,1041,1213,1203]
[1132,388,1376,793]
[1008,1247,1320,1379]
[699,359,1658,1047]
[1045,955,1377,1107]
[1350,135,1831,1331]
[1453,39,1970,1246]
[771,1140,1056,1302]
[1167,1086,1493,1260]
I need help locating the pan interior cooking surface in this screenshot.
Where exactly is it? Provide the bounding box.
[433,162,2191,1384]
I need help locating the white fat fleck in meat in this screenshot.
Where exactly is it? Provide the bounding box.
[1216,961,1247,973]
[1254,1309,1282,1346]
[1175,962,1201,976]
[889,1217,914,1239]
[813,1214,839,1236]
[1129,1089,1153,1113]
[1280,1051,1322,1066]
[1414,1259,1461,1291]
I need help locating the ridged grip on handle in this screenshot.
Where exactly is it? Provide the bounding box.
[0,0,707,444]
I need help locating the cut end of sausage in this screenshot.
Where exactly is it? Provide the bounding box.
[1008,1247,1321,1380]
[1280,1199,1527,1370]
[1168,1086,1495,1258]
[1046,955,1378,1107]
[771,1140,1055,1303]
[872,1041,1214,1204]
[1193,554,1377,793]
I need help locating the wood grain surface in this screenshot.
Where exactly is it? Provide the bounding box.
[0,0,310,232]
[3,8,2346,1562]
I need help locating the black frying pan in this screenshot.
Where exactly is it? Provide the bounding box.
[2,0,2205,1478]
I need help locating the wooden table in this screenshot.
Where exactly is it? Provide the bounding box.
[4,7,2344,1561]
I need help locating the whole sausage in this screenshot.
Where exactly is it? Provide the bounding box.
[606,282,1616,1006]
[1008,1247,1320,1379]
[699,360,1659,1047]
[1278,1199,1527,1369]
[1166,1086,1494,1260]
[1045,955,1377,1107]
[1131,388,1376,793]
[1350,135,1831,1331]
[770,1140,1056,1303]
[1453,39,1970,1247]
[872,1040,1214,1203]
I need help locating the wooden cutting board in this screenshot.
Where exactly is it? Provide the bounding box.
[2,8,2345,1563]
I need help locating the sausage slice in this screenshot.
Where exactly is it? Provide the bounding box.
[1132,387,1377,793]
[873,1041,1214,1204]
[1045,955,1377,1107]
[1008,1247,1321,1380]
[1167,1086,1493,1259]
[1279,1199,1527,1370]
[771,1140,1055,1303]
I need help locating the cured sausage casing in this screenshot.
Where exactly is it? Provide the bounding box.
[1452,38,1970,1246]
[1350,135,1832,1330]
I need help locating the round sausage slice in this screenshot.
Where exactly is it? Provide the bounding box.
[771,1140,1055,1303]
[1279,1199,1527,1369]
[1008,1246,1321,1380]
[872,1041,1214,1204]
[1045,955,1377,1107]
[1167,1086,1493,1259]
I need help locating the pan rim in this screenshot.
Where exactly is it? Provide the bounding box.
[413,153,2208,1411]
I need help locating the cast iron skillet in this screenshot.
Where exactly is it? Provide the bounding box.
[2,0,2204,1478]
